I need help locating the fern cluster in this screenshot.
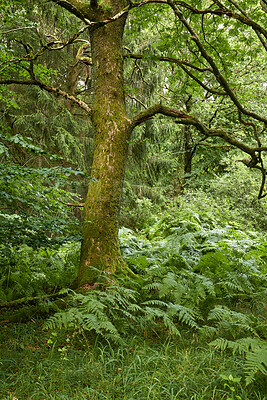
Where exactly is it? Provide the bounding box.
[119,214,267,384]
[43,272,181,344]
[0,242,80,302]
[10,209,266,386]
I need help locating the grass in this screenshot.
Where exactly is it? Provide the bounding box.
[1,314,266,400]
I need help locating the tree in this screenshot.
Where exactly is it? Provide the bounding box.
[1,0,267,287]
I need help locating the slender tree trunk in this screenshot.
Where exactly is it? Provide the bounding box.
[77,6,132,286]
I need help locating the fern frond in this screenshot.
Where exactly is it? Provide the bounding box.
[142,299,168,308]
[245,347,267,385]
[162,314,180,336]
[127,303,143,313]
[167,303,199,329]
[207,306,229,321]
[199,325,218,340]
[143,282,161,292]
[210,337,267,385]
[43,308,79,330]
[209,337,252,353]
[142,306,180,336]
[207,306,257,338]
[80,297,106,317]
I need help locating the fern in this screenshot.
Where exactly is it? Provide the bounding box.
[245,346,267,385]
[210,337,267,385]
[44,308,79,330]
[167,303,200,329]
[142,306,180,336]
[207,306,257,338]
[44,297,123,343]
[43,273,184,342]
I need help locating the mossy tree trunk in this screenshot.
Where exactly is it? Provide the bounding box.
[74,1,132,286]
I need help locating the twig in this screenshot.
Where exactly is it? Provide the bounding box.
[60,200,84,207]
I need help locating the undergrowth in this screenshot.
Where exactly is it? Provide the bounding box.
[0,320,266,400]
[0,241,80,302]
[0,206,266,398]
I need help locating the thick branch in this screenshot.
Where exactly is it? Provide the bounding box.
[50,0,130,28]
[131,103,267,157]
[133,104,267,197]
[0,79,92,115]
[131,103,190,127]
[0,291,69,309]
[49,0,90,22]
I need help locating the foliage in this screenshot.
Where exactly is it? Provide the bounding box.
[1,0,267,397]
[120,211,267,385]
[0,162,83,247]
[0,199,266,397]
[211,337,267,385]
[0,241,80,302]
[194,163,267,231]
[43,270,180,343]
[36,207,267,388]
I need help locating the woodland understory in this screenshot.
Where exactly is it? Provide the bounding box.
[0,0,267,399]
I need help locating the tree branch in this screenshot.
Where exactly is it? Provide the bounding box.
[131,103,190,128]
[167,0,267,125]
[49,0,90,22]
[132,103,267,198]
[131,0,267,50]
[0,79,92,115]
[0,24,93,78]
[131,103,267,158]
[173,0,267,40]
[125,53,225,96]
[50,0,130,28]
[0,291,69,309]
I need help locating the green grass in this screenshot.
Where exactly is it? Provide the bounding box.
[1,316,266,400]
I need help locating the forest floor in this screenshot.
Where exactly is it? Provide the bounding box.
[0,311,266,400]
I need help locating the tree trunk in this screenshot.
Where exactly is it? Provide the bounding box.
[77,5,132,286]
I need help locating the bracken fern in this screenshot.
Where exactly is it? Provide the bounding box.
[210,337,267,384]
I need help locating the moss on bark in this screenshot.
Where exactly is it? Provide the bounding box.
[76,1,133,286]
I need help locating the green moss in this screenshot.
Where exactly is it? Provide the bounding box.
[76,8,133,286]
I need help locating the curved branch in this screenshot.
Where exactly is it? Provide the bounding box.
[132,0,267,52]
[131,103,267,157]
[125,53,225,95]
[124,53,212,73]
[50,0,130,28]
[49,0,90,22]
[132,103,267,198]
[174,1,267,40]
[131,103,190,128]
[167,0,267,125]
[0,79,92,115]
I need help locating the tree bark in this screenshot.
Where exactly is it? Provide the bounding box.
[77,2,132,286]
